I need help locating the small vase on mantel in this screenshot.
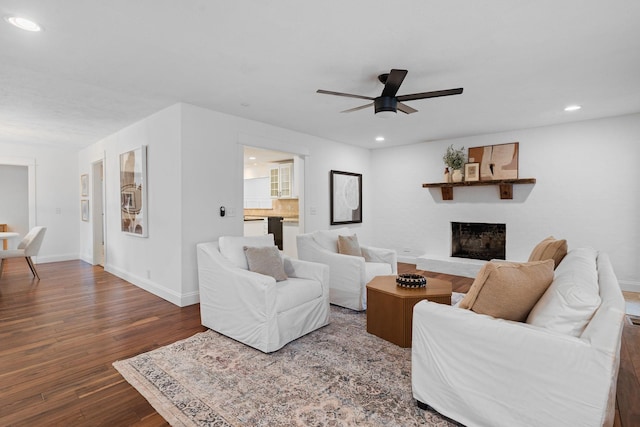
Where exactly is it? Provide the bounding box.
[443,167,451,183]
[451,169,463,182]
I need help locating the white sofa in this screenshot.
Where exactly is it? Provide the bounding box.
[412,248,626,427]
[296,227,397,311]
[197,235,330,353]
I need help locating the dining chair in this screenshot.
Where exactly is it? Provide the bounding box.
[0,226,47,280]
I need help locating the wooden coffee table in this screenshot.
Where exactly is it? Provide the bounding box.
[366,275,452,348]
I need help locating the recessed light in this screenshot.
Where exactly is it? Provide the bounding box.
[375,136,385,142]
[4,16,42,32]
[248,156,256,160]
[564,105,582,112]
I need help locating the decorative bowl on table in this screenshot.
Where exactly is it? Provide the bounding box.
[396,273,427,288]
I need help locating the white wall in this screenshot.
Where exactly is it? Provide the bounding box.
[371,113,640,289]
[0,165,28,249]
[78,104,184,304]
[179,103,373,300]
[78,103,372,306]
[0,144,79,262]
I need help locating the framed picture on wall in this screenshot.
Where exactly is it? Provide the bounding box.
[80,174,89,197]
[330,170,362,225]
[120,145,148,237]
[81,199,89,221]
[464,162,480,182]
[468,142,519,181]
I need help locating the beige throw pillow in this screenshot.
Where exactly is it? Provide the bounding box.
[338,234,362,257]
[459,260,554,322]
[243,246,287,281]
[528,236,568,269]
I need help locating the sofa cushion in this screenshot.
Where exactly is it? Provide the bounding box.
[459,260,554,322]
[219,234,275,269]
[528,236,568,269]
[312,227,353,252]
[276,277,323,313]
[338,234,362,256]
[243,245,288,282]
[527,247,601,337]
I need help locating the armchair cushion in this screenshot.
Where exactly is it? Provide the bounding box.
[276,277,323,312]
[219,234,275,269]
[338,234,362,256]
[244,245,287,281]
[459,259,554,322]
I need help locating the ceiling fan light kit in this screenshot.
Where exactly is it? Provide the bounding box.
[317,69,463,117]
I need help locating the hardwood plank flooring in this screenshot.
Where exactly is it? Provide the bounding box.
[0,259,206,426]
[0,260,637,426]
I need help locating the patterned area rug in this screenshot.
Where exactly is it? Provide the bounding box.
[113,306,459,426]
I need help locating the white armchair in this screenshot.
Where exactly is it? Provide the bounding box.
[297,227,397,311]
[196,234,330,353]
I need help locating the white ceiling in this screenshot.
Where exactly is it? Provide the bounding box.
[1,1,639,150]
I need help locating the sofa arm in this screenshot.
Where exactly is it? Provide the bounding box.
[283,256,330,295]
[412,301,617,427]
[361,245,398,274]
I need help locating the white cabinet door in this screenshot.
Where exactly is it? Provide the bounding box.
[270,163,294,198]
[245,177,272,208]
[244,219,267,236]
[282,222,299,258]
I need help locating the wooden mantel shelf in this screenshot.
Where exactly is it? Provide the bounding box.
[422,178,536,200]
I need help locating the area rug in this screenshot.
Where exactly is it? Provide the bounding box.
[113,306,459,427]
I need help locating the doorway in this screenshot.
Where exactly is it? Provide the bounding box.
[92,160,105,266]
[243,146,305,258]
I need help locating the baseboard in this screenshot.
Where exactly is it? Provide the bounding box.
[105,264,199,307]
[619,280,640,293]
[35,253,79,264]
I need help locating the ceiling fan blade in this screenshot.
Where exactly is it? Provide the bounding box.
[397,88,464,102]
[381,69,408,97]
[397,102,418,114]
[341,103,373,113]
[317,89,375,101]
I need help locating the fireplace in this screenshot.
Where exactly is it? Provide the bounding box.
[451,222,506,261]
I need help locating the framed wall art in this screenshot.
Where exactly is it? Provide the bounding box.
[80,174,89,197]
[468,142,519,181]
[120,145,148,237]
[464,162,480,182]
[81,199,89,221]
[330,170,362,225]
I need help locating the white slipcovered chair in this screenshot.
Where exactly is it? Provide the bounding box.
[196,234,330,353]
[296,227,397,311]
[0,226,47,280]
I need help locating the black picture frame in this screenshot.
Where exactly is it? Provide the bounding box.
[330,170,362,225]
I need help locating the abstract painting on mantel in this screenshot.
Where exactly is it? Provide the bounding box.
[330,170,362,225]
[120,145,148,237]
[468,142,519,181]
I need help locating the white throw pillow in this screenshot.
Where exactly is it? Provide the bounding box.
[219,234,275,269]
[526,247,601,337]
[312,227,353,252]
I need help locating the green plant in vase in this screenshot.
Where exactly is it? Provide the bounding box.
[443,145,466,182]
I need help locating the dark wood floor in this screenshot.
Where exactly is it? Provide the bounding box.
[0,260,638,426]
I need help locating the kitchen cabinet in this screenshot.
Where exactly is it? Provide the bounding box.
[243,218,267,236]
[270,163,293,198]
[244,177,272,208]
[283,221,299,258]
